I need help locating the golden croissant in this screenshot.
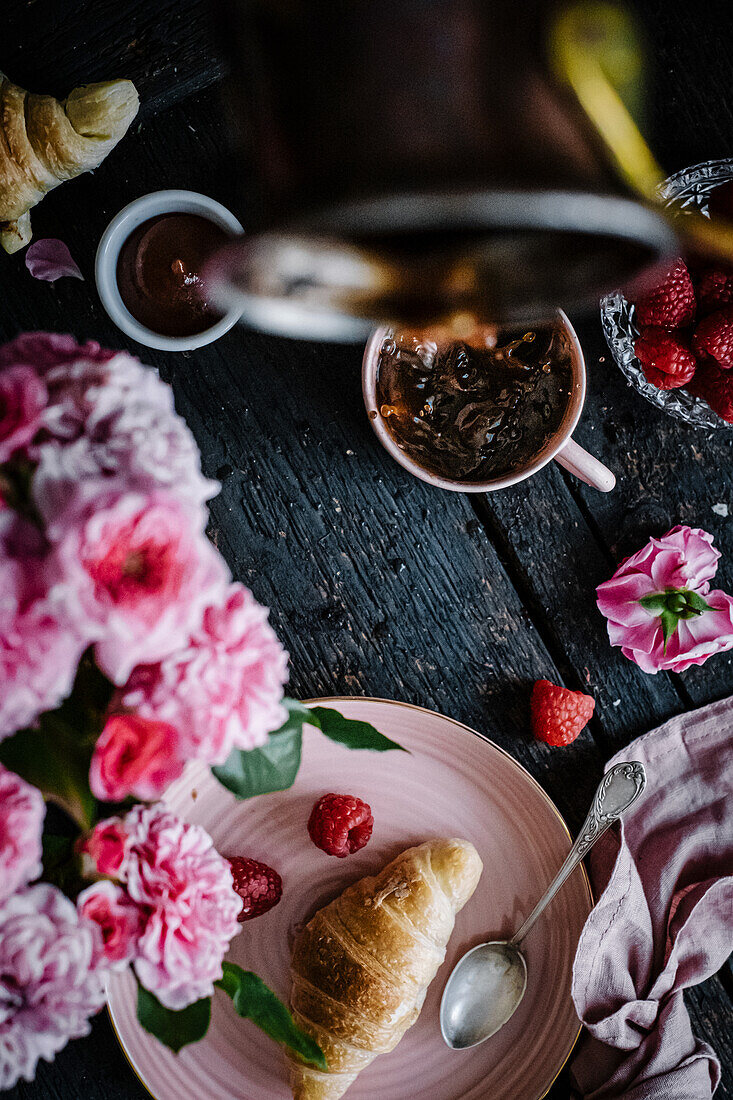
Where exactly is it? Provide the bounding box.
[287,838,483,1099]
[0,72,139,253]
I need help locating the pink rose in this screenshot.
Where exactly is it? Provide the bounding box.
[0,513,89,738]
[77,880,143,969]
[80,817,129,876]
[0,883,107,1090]
[0,765,45,901]
[49,489,228,683]
[597,525,733,673]
[0,365,47,462]
[119,804,241,1010]
[89,714,183,802]
[119,582,288,766]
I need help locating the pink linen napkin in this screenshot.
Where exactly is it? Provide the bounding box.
[571,695,733,1099]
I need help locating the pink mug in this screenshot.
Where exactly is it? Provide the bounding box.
[362,311,615,493]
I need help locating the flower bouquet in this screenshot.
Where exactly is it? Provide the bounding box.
[0,333,402,1089]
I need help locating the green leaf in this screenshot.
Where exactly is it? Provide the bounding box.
[212,703,304,799]
[682,591,711,616]
[136,985,211,1053]
[215,963,326,1071]
[639,592,670,611]
[659,609,679,650]
[308,707,407,753]
[0,714,97,830]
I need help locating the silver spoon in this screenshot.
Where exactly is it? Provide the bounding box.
[440,760,647,1049]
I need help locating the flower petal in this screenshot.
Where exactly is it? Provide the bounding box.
[25,240,84,282]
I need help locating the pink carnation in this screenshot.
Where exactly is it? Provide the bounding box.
[77,881,143,970]
[0,513,89,738]
[0,765,45,901]
[119,804,241,1009]
[49,489,228,684]
[0,365,47,463]
[119,582,289,765]
[597,525,733,673]
[0,884,107,1090]
[89,714,183,802]
[80,818,129,877]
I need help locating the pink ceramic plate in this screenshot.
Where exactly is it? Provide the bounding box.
[108,698,592,1100]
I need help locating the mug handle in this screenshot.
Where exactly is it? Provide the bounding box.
[553,438,616,492]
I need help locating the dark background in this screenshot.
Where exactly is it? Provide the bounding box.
[2,0,732,1097]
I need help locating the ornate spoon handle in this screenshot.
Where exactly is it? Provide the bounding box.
[511,761,647,946]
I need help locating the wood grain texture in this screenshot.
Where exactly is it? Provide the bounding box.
[2,0,733,1096]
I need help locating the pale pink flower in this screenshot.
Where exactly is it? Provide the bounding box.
[33,398,217,519]
[0,883,107,1090]
[120,804,241,1010]
[0,332,115,374]
[0,513,88,738]
[119,582,289,765]
[0,765,44,901]
[0,365,47,462]
[77,881,143,970]
[49,489,228,684]
[597,525,733,673]
[79,818,129,877]
[89,714,184,802]
[39,353,164,445]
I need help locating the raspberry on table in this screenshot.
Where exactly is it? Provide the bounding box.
[228,857,283,921]
[692,307,733,370]
[307,793,374,857]
[634,257,696,328]
[688,359,733,423]
[633,328,697,389]
[531,679,595,747]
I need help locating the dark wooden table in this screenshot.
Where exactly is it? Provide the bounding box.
[3,1,732,1097]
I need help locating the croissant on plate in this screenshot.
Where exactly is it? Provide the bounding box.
[0,71,139,253]
[287,838,483,1100]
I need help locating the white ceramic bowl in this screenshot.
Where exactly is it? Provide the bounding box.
[95,190,244,351]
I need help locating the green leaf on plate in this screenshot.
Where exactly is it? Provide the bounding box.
[136,985,211,1053]
[211,699,308,799]
[308,706,407,753]
[215,963,326,1070]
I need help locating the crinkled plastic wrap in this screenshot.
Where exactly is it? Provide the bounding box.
[600,158,733,432]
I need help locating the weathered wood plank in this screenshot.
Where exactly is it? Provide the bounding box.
[2,0,225,118]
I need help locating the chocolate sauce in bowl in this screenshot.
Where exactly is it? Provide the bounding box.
[375,324,574,483]
[116,213,229,337]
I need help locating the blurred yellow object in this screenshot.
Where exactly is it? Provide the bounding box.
[550,1,733,262]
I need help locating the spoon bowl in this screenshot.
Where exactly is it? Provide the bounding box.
[441,941,527,1049]
[440,761,647,1050]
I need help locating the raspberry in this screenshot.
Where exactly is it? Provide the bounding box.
[634,258,696,328]
[633,328,697,389]
[696,268,733,314]
[228,857,282,922]
[692,307,733,370]
[531,679,595,747]
[688,359,733,423]
[307,793,373,857]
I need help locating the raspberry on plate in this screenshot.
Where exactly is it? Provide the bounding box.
[634,257,696,328]
[633,328,697,389]
[228,857,283,922]
[308,793,374,857]
[531,679,595,747]
[692,307,733,369]
[696,268,733,314]
[688,359,733,423]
